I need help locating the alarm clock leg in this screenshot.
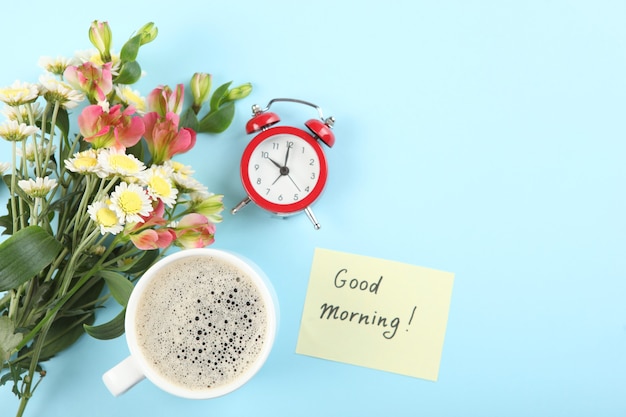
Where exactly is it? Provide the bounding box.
[231,197,252,215]
[304,207,321,230]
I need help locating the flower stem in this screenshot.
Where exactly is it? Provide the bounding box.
[10,141,18,233]
[42,101,60,171]
[32,198,40,225]
[71,175,96,245]
[15,318,54,417]
[26,103,42,179]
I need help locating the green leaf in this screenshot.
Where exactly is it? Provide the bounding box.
[179,107,199,131]
[38,106,69,141]
[114,61,142,85]
[83,308,126,340]
[55,107,70,140]
[0,364,24,392]
[0,226,63,292]
[99,271,133,306]
[198,102,235,133]
[0,362,33,398]
[0,316,23,362]
[124,249,159,274]
[209,81,232,112]
[36,313,95,362]
[0,199,13,235]
[120,34,142,62]
[125,140,145,162]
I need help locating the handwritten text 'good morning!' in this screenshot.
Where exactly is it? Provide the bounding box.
[318,268,417,340]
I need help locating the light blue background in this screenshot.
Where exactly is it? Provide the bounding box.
[1,1,625,416]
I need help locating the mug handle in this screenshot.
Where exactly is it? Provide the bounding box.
[103,356,145,396]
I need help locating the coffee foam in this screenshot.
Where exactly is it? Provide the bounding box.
[134,255,268,391]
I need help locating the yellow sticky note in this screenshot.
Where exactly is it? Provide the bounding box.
[296,248,454,381]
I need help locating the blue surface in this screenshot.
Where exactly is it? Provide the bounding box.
[1,1,625,416]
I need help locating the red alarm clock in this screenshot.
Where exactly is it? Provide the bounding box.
[231,98,335,229]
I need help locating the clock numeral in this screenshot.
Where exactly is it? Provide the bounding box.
[261,151,270,159]
[256,178,262,185]
[272,142,280,150]
[310,172,316,180]
[309,158,315,166]
[265,188,270,195]
[278,194,284,201]
[254,164,260,171]
[305,186,310,192]
[293,193,299,201]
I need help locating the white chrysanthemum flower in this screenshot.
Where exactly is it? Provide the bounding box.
[0,162,11,174]
[0,80,39,106]
[88,200,124,235]
[1,102,44,123]
[18,176,57,197]
[115,85,146,114]
[17,141,56,166]
[139,165,178,208]
[38,74,85,109]
[109,182,153,223]
[163,160,210,198]
[38,55,80,76]
[97,148,146,178]
[173,173,209,196]
[164,160,194,177]
[0,120,40,142]
[65,149,100,174]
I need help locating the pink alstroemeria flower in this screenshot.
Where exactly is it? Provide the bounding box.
[147,84,184,117]
[130,228,176,250]
[127,200,176,250]
[132,199,168,228]
[142,111,196,164]
[64,62,113,103]
[78,104,145,150]
[174,213,216,248]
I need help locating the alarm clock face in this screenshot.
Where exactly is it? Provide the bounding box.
[240,126,328,214]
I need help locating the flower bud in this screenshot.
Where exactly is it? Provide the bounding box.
[147,84,184,116]
[191,194,224,223]
[89,20,113,62]
[190,72,212,109]
[137,22,158,45]
[226,83,252,101]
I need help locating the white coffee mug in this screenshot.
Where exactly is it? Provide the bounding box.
[102,248,279,399]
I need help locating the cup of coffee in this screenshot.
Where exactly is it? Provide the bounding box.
[102,248,279,399]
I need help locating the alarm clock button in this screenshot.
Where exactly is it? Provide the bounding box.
[245,112,280,134]
[305,118,335,147]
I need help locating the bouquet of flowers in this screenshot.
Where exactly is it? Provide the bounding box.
[0,20,251,416]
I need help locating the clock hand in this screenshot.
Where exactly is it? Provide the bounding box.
[284,144,291,167]
[271,173,282,186]
[287,174,301,192]
[267,157,282,169]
